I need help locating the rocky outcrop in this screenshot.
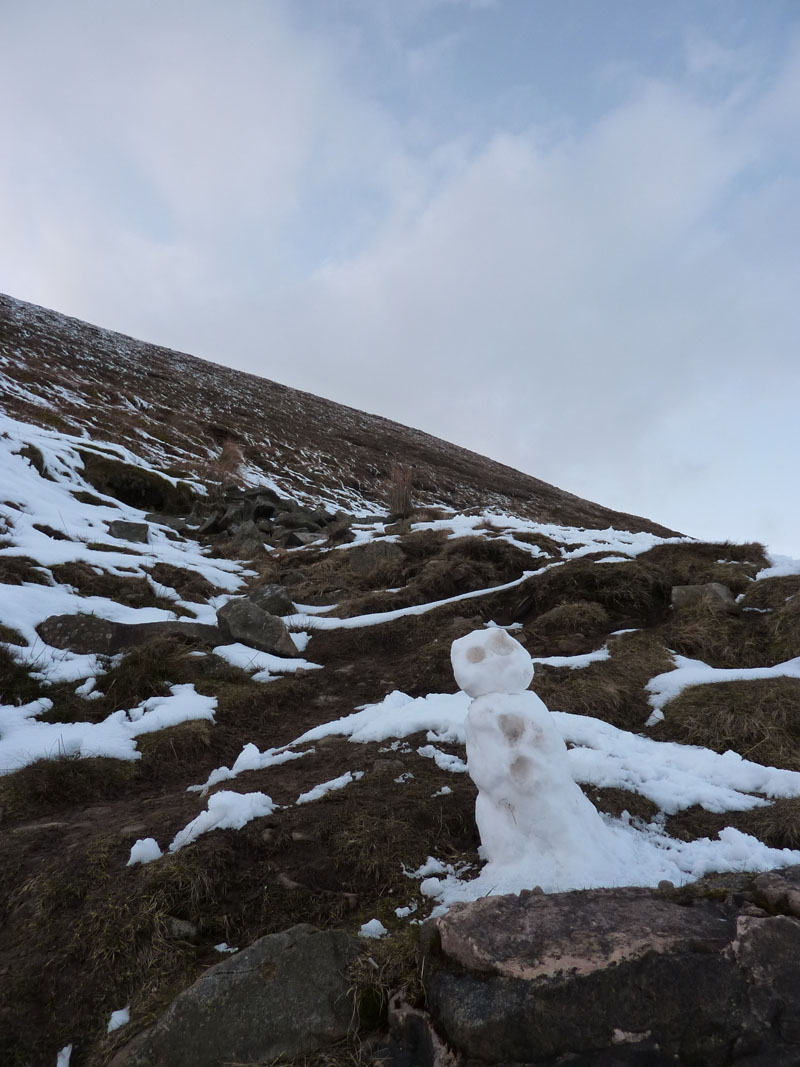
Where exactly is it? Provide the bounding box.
[109,925,362,1067]
[215,599,298,656]
[191,485,348,551]
[671,582,741,615]
[36,614,223,654]
[420,869,800,1066]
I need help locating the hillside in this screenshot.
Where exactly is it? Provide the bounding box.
[2,296,800,1067]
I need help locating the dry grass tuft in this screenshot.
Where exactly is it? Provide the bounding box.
[637,540,767,595]
[513,559,671,627]
[0,756,137,817]
[664,601,769,669]
[740,575,800,611]
[652,676,800,770]
[0,555,51,586]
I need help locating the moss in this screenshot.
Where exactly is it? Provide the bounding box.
[79,451,194,514]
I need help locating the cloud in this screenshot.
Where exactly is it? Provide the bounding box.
[1,4,799,551]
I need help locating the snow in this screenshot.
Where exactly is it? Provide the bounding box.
[531,646,610,670]
[756,553,800,580]
[451,627,533,698]
[56,1046,72,1067]
[359,918,388,939]
[188,742,311,793]
[296,770,364,804]
[127,838,163,866]
[0,684,217,776]
[212,642,322,681]
[412,629,800,904]
[282,570,536,632]
[107,1008,130,1033]
[645,652,800,725]
[0,411,245,685]
[169,790,276,852]
[214,942,239,953]
[460,630,619,876]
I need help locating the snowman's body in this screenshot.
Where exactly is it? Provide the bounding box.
[452,628,613,871]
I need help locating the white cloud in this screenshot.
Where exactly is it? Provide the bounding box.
[1,4,799,552]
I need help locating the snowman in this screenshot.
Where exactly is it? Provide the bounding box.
[451,628,613,871]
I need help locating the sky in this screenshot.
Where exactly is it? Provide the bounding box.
[1,0,799,552]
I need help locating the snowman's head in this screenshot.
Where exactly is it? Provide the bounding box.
[451,628,534,698]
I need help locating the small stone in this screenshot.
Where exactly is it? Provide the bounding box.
[166,917,199,942]
[107,520,150,543]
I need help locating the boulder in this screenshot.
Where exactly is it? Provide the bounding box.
[36,613,118,654]
[106,520,150,544]
[348,540,405,576]
[36,614,223,654]
[671,582,741,615]
[247,583,296,617]
[216,599,298,657]
[283,529,325,548]
[109,925,362,1067]
[423,879,800,1066]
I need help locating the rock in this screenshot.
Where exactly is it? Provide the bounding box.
[279,568,306,587]
[36,614,223,654]
[423,878,800,1065]
[36,614,119,654]
[196,511,226,536]
[247,583,296,617]
[371,759,407,778]
[348,540,405,576]
[283,529,325,548]
[109,925,362,1067]
[106,520,150,543]
[145,513,188,533]
[671,582,741,615]
[274,510,320,531]
[752,868,800,917]
[166,917,199,942]
[216,600,298,656]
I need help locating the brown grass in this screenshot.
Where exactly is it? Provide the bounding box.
[0,646,42,705]
[739,575,800,611]
[0,756,137,817]
[652,676,800,769]
[147,562,217,602]
[637,540,767,595]
[532,630,674,730]
[664,601,769,669]
[512,559,671,627]
[49,562,180,612]
[0,555,51,585]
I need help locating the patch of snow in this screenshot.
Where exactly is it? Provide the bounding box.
[107,1008,130,1033]
[296,770,364,804]
[645,653,800,724]
[214,942,239,953]
[188,742,311,794]
[0,684,216,776]
[127,838,163,866]
[212,642,321,681]
[531,646,610,670]
[359,918,388,939]
[169,790,276,852]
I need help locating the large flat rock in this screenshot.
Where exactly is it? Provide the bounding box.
[424,877,800,1066]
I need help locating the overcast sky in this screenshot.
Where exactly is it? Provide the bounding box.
[2,1,799,552]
